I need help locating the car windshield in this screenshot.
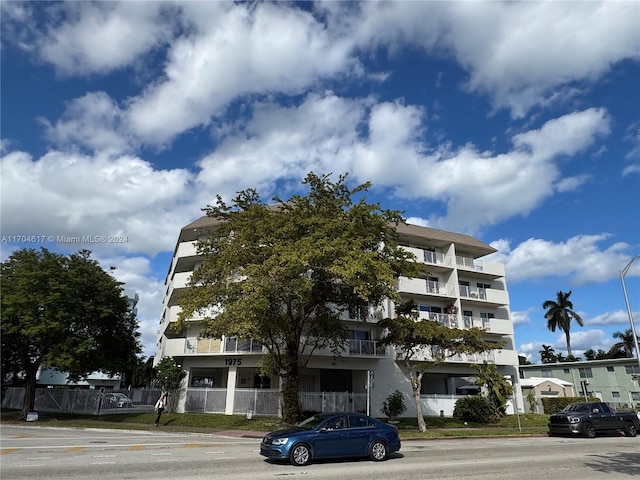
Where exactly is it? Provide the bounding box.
[296,415,329,430]
[562,403,589,412]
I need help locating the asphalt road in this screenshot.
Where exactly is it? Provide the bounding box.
[1,425,638,479]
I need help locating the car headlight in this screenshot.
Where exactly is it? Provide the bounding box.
[569,417,581,424]
[271,438,288,446]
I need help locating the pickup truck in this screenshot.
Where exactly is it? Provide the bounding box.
[548,402,640,438]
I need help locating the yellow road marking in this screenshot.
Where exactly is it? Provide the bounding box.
[1,448,19,454]
[65,446,86,452]
[130,445,145,450]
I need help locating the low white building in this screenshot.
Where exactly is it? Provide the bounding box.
[155,216,523,417]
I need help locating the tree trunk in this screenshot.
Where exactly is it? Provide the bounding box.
[21,367,38,420]
[565,330,573,357]
[281,373,301,424]
[406,359,427,432]
[281,347,302,424]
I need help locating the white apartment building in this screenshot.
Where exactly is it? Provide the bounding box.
[155,216,523,417]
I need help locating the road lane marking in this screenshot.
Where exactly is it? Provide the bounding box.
[0,449,19,454]
[130,445,145,450]
[65,446,86,452]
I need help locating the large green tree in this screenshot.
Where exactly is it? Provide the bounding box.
[378,300,504,432]
[0,248,141,418]
[177,173,425,424]
[542,290,583,358]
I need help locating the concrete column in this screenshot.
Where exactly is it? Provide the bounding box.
[225,365,237,415]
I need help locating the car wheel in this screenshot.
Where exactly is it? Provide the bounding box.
[369,440,388,462]
[623,422,637,437]
[289,443,311,466]
[583,422,596,438]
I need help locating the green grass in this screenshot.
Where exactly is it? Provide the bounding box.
[1,409,550,438]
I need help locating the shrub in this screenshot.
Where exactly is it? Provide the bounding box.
[382,390,407,419]
[541,396,599,414]
[453,396,499,424]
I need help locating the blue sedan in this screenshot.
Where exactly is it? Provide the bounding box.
[260,412,401,466]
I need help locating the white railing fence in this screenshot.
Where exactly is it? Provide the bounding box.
[2,387,161,415]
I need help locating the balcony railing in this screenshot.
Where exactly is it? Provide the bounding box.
[424,250,446,265]
[456,256,483,271]
[428,312,459,328]
[462,315,492,331]
[347,339,386,357]
[459,285,487,299]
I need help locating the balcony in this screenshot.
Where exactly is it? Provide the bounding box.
[456,256,505,277]
[164,337,386,358]
[422,312,459,328]
[397,277,456,297]
[346,339,387,357]
[459,285,509,305]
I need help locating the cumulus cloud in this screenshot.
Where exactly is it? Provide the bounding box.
[40,92,130,153]
[194,97,611,234]
[488,235,633,285]
[126,2,358,146]
[0,149,196,256]
[35,2,174,75]
[511,308,535,326]
[13,1,635,148]
[586,310,640,327]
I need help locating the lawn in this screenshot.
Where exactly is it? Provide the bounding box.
[1,409,550,438]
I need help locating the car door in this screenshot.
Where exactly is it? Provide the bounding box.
[313,415,349,458]
[346,414,374,456]
[589,403,612,431]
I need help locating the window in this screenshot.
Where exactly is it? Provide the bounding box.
[348,414,374,429]
[563,369,570,374]
[476,282,491,289]
[612,391,620,398]
[607,366,615,372]
[625,365,640,374]
[418,305,442,313]
[631,392,640,401]
[579,367,593,379]
[541,370,552,378]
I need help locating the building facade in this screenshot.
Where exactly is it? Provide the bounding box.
[520,359,640,409]
[155,216,523,417]
[519,377,575,413]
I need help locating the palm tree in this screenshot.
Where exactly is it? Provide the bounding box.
[473,362,513,416]
[539,344,557,363]
[542,290,584,358]
[611,329,637,358]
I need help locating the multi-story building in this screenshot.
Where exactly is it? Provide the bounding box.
[155,216,523,417]
[520,359,640,409]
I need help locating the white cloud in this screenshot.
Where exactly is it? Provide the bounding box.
[41,92,130,153]
[126,2,358,146]
[37,2,175,76]
[511,308,534,326]
[586,310,640,327]
[488,235,632,285]
[351,1,639,117]
[0,149,196,256]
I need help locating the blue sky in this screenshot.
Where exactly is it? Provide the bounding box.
[1,1,639,362]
